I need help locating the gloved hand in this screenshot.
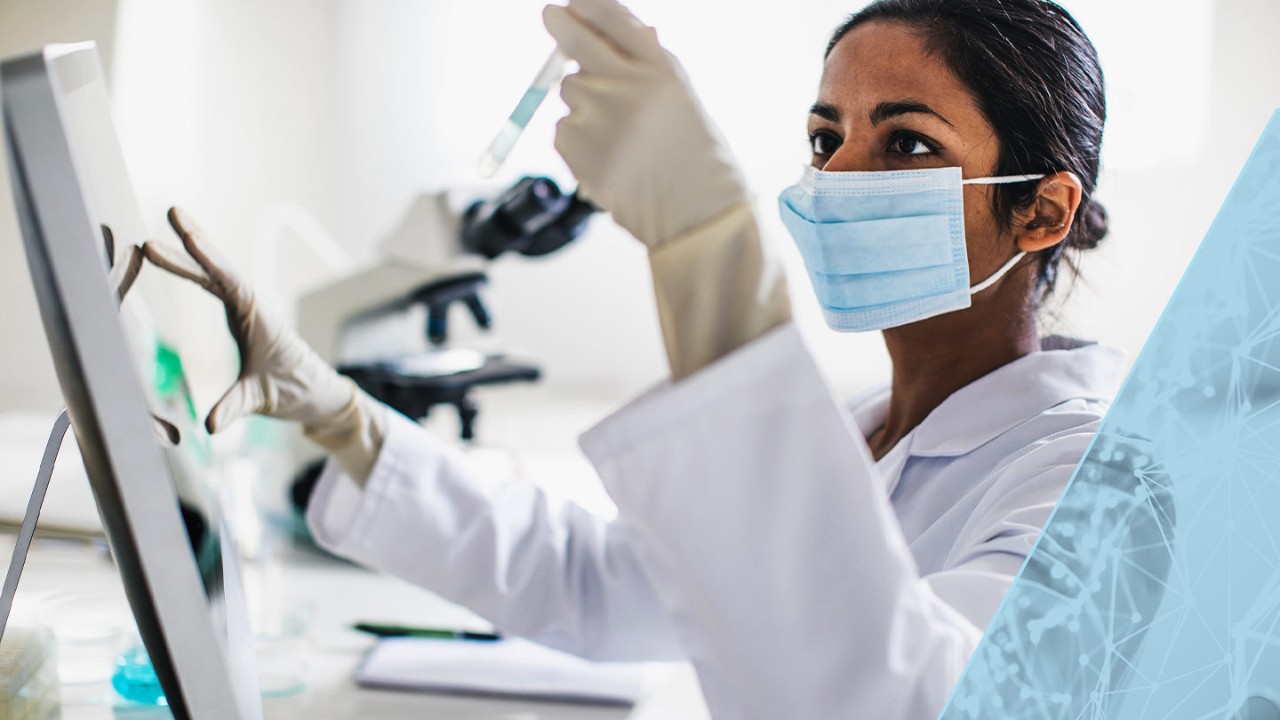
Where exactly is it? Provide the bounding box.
[543,0,749,248]
[143,208,386,484]
[544,0,791,380]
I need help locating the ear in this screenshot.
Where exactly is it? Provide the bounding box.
[1014,171,1083,253]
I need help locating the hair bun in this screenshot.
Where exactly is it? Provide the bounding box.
[1072,199,1108,251]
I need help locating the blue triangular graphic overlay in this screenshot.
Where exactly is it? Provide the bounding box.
[939,111,1280,719]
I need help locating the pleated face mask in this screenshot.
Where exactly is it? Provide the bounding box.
[778,165,1042,332]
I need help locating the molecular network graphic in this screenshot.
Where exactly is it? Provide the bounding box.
[940,112,1280,720]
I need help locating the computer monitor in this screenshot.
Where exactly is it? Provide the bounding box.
[2,43,261,719]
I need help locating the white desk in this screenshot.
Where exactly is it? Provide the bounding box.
[0,392,710,718]
[4,535,708,719]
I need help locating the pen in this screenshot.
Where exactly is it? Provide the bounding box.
[353,622,502,642]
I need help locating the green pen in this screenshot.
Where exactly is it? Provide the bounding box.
[353,622,501,642]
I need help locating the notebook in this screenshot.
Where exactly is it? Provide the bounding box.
[355,636,657,707]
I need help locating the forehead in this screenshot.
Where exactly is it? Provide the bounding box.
[820,21,984,125]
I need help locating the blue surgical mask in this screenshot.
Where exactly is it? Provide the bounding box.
[778,165,1043,332]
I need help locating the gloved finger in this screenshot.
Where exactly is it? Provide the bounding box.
[101,225,116,268]
[111,244,145,302]
[565,0,664,64]
[543,5,629,76]
[142,241,215,291]
[558,72,606,114]
[206,378,266,434]
[554,114,610,199]
[166,207,243,296]
[151,413,180,446]
[554,115,581,167]
[570,183,597,208]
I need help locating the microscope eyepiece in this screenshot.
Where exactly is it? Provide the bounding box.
[461,176,597,260]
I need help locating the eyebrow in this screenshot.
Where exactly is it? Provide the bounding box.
[809,101,841,122]
[870,100,954,128]
[809,100,955,129]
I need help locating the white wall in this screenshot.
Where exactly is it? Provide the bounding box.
[110,0,345,400]
[2,0,1279,412]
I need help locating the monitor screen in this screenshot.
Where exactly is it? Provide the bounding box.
[56,37,228,614]
[3,44,259,718]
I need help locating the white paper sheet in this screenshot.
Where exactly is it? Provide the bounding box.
[356,636,659,707]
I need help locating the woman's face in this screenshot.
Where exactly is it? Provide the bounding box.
[809,20,1015,287]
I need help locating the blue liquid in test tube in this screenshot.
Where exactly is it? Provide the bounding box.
[478,49,570,178]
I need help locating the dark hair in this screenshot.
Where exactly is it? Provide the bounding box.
[828,0,1108,298]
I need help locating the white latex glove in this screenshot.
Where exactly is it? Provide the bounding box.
[143,208,386,483]
[543,0,749,248]
[544,0,790,380]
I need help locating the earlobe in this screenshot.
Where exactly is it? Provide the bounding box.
[1016,171,1083,253]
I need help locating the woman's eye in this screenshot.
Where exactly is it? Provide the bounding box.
[809,131,841,157]
[889,133,935,157]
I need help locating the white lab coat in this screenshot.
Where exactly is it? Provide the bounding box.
[306,322,1125,719]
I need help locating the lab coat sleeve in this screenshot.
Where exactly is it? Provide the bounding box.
[579,322,983,720]
[304,410,683,661]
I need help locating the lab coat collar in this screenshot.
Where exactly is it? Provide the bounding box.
[851,339,1127,468]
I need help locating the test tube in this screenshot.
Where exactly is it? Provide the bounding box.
[477,48,570,179]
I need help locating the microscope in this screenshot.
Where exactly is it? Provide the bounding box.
[297,176,596,441]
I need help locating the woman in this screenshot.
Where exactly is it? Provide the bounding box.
[144,0,1120,716]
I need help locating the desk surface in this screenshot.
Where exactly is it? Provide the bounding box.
[4,536,709,719]
[0,393,709,718]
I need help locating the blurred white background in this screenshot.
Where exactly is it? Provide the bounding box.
[2,0,1279,415]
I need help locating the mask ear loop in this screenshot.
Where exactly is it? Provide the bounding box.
[970,251,1027,295]
[962,174,1046,185]
[962,173,1044,295]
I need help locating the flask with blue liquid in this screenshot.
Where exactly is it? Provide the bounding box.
[112,643,165,706]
